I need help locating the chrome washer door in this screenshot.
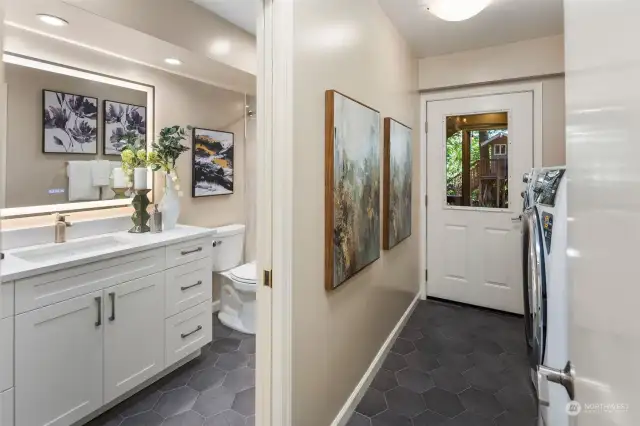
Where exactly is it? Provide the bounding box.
[522,206,547,369]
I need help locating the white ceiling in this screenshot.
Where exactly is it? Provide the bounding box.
[190,0,259,35]
[377,0,564,58]
[4,0,255,94]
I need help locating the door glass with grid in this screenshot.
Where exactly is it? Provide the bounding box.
[445,112,509,209]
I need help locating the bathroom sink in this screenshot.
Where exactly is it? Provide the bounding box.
[11,235,128,262]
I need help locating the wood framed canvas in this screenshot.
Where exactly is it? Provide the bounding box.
[103,100,147,155]
[43,90,98,154]
[325,90,381,291]
[383,118,412,250]
[192,127,234,197]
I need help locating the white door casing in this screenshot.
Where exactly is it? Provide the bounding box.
[103,273,165,403]
[15,290,104,426]
[426,92,533,314]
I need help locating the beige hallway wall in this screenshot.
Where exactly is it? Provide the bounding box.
[290,1,420,425]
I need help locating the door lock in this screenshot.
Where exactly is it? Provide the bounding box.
[511,215,522,223]
[537,361,576,404]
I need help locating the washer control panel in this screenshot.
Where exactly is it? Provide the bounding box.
[542,211,554,254]
[532,169,565,206]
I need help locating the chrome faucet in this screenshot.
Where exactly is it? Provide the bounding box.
[54,214,72,243]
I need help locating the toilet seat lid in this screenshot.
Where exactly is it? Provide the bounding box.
[230,261,257,284]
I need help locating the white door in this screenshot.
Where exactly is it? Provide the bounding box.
[427,92,533,313]
[104,273,164,403]
[556,0,640,424]
[15,291,103,426]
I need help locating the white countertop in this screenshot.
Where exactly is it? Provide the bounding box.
[0,225,215,282]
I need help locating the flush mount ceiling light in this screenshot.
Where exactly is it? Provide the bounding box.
[164,58,182,65]
[422,0,492,21]
[37,14,69,27]
[211,39,231,56]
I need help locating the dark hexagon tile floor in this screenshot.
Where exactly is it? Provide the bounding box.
[86,315,255,426]
[350,300,539,426]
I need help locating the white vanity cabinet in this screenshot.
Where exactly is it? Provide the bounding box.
[15,291,104,426]
[103,272,165,403]
[0,227,214,426]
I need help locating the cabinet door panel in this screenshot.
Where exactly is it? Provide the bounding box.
[165,259,212,318]
[165,301,212,367]
[104,273,165,403]
[0,317,13,392]
[15,291,103,426]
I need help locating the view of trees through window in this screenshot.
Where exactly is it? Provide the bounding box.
[445,112,509,208]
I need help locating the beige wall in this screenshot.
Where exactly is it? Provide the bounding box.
[290,1,419,425]
[4,63,147,208]
[418,35,564,90]
[541,76,566,166]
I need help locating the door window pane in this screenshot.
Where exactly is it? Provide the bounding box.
[445,112,509,208]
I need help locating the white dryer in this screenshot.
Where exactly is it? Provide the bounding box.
[521,167,569,426]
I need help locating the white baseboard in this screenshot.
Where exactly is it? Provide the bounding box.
[212,299,221,313]
[330,293,420,426]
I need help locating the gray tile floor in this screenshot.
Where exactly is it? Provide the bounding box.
[349,299,538,426]
[87,315,256,426]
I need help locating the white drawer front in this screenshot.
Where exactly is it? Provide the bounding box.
[0,318,13,392]
[166,238,211,269]
[15,248,165,314]
[1,388,14,426]
[165,301,212,367]
[1,283,14,319]
[165,259,212,318]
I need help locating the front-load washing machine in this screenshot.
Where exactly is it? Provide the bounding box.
[521,167,569,426]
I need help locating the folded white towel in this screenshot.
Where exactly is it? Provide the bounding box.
[91,160,111,187]
[67,161,100,201]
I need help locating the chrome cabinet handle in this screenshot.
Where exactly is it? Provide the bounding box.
[212,240,223,247]
[181,325,203,339]
[181,280,203,291]
[95,296,102,327]
[108,292,116,321]
[181,247,203,256]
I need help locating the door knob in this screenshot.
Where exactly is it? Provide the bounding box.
[538,361,575,403]
[511,215,522,222]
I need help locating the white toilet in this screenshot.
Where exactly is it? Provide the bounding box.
[210,224,257,334]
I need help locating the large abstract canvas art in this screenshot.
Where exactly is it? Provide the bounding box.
[325,90,381,290]
[383,118,412,250]
[104,100,147,155]
[192,128,234,197]
[43,90,98,154]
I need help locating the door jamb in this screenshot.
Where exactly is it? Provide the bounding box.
[419,82,544,300]
[257,1,294,426]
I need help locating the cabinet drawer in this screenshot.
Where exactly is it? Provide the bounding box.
[15,248,165,314]
[1,283,14,319]
[166,238,211,269]
[165,301,212,367]
[165,259,212,318]
[1,388,14,426]
[0,317,13,392]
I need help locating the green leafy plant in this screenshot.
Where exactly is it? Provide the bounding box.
[120,133,148,177]
[149,125,192,173]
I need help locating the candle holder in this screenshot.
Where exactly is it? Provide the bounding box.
[112,187,128,200]
[129,189,151,233]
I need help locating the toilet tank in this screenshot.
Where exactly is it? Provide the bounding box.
[211,224,245,272]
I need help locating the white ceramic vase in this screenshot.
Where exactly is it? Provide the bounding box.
[160,173,180,230]
[133,167,148,190]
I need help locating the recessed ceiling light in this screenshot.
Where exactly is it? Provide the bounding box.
[211,40,231,55]
[164,58,182,65]
[37,14,69,27]
[422,0,492,22]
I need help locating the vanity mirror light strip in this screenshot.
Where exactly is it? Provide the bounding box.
[0,53,155,219]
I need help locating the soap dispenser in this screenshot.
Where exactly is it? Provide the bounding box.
[150,204,163,233]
